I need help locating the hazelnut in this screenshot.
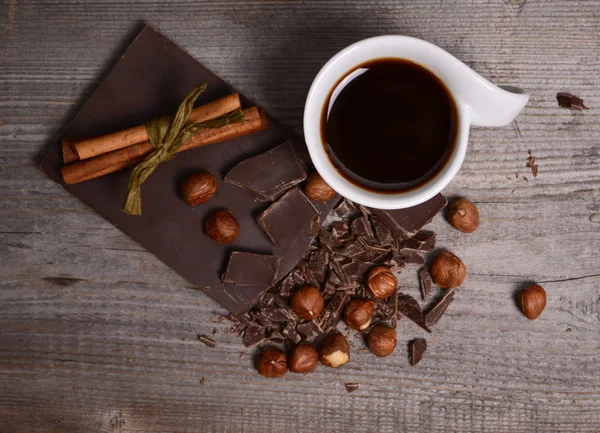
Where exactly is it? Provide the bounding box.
[343,298,374,331]
[288,343,319,374]
[367,266,397,299]
[448,198,479,233]
[519,284,546,320]
[257,347,287,378]
[319,332,350,368]
[181,172,217,206]
[290,285,324,320]
[304,172,336,202]
[430,251,467,289]
[205,209,239,244]
[367,324,397,357]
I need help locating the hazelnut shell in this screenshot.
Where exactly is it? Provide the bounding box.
[289,343,319,374]
[205,209,239,244]
[290,285,324,320]
[367,266,397,299]
[519,284,546,320]
[430,251,467,289]
[304,172,336,202]
[181,172,217,206]
[343,298,374,331]
[257,348,287,378]
[367,324,397,357]
[448,198,479,233]
[319,332,350,368]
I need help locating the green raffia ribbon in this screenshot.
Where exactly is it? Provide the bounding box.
[122,83,246,215]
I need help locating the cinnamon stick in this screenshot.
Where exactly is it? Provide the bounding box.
[69,93,241,161]
[61,107,268,185]
[61,137,79,164]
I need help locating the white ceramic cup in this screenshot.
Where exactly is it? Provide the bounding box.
[304,36,529,209]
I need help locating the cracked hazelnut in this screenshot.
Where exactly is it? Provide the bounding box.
[205,209,239,244]
[448,198,479,233]
[181,172,217,206]
[304,172,336,202]
[289,343,319,374]
[431,251,466,289]
[343,298,374,331]
[519,284,546,320]
[290,285,324,320]
[257,347,287,378]
[367,266,397,299]
[367,324,397,357]
[319,332,350,368]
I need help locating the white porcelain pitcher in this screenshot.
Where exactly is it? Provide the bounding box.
[304,36,529,209]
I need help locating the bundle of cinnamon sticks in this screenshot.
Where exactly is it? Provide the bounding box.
[61,93,268,184]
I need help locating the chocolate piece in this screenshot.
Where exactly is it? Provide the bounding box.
[401,231,436,251]
[198,335,217,348]
[395,249,426,265]
[371,215,394,246]
[331,221,350,238]
[222,252,280,286]
[307,249,328,284]
[257,188,319,246]
[369,194,447,240]
[344,383,360,393]
[225,141,306,201]
[40,27,338,314]
[319,228,343,255]
[334,199,360,219]
[425,289,455,328]
[419,267,434,301]
[318,291,350,332]
[397,294,431,332]
[200,377,206,385]
[283,322,301,344]
[556,92,588,111]
[351,216,374,239]
[408,338,427,366]
[242,326,266,347]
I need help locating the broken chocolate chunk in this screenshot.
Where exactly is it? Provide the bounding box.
[408,338,427,366]
[198,334,217,348]
[331,221,350,238]
[556,92,589,111]
[370,215,394,246]
[344,383,360,393]
[242,326,266,347]
[257,187,320,248]
[419,267,434,301]
[395,249,426,265]
[401,231,436,251]
[397,294,431,332]
[335,199,360,218]
[369,194,447,240]
[351,216,375,239]
[318,291,350,333]
[425,289,455,328]
[222,252,280,286]
[319,228,343,254]
[225,141,307,201]
[307,249,329,283]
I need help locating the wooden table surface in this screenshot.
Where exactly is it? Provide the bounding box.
[2,1,600,432]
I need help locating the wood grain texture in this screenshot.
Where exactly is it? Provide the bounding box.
[1,0,600,432]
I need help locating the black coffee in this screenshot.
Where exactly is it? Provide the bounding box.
[321,58,457,192]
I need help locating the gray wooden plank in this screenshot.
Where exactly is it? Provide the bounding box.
[1,0,600,432]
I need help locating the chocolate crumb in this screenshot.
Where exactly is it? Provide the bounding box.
[200,377,206,385]
[409,338,427,366]
[198,335,217,348]
[344,382,360,393]
[557,92,588,111]
[526,150,538,177]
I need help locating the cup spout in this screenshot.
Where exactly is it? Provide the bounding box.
[458,73,529,127]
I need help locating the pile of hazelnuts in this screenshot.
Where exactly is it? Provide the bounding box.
[257,265,402,378]
[180,171,336,244]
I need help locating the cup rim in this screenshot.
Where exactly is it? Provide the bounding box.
[303,35,469,210]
